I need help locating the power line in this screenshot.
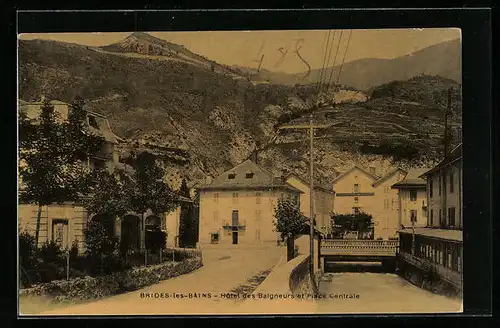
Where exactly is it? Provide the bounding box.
[321,31,337,95]
[326,30,344,92]
[336,29,353,86]
[315,30,332,97]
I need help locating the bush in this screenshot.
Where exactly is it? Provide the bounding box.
[38,240,65,266]
[20,257,203,302]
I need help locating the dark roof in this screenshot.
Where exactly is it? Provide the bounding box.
[391,168,429,189]
[199,159,303,194]
[419,143,462,178]
[372,168,407,187]
[398,227,462,242]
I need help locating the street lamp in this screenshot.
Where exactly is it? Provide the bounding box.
[278,113,331,294]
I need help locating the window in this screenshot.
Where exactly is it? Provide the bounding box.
[228,173,236,179]
[354,184,360,193]
[449,171,454,193]
[442,174,447,193]
[384,199,389,209]
[354,197,359,204]
[256,192,261,204]
[232,192,238,204]
[213,211,219,226]
[210,233,219,244]
[429,178,433,198]
[255,229,261,241]
[294,195,300,206]
[439,209,443,225]
[255,210,261,222]
[280,193,284,200]
[410,189,417,202]
[88,115,99,129]
[438,175,442,195]
[410,210,417,223]
[246,172,254,179]
[448,207,456,227]
[52,219,69,249]
[430,209,434,226]
[369,167,376,175]
[214,193,219,204]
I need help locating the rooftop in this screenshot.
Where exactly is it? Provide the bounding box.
[420,143,462,178]
[199,159,303,193]
[19,99,123,144]
[392,168,429,189]
[398,227,462,242]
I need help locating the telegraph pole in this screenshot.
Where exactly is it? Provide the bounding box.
[278,113,331,295]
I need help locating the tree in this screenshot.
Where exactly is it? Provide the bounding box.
[178,178,190,198]
[83,219,119,275]
[83,169,132,221]
[19,98,103,247]
[127,151,179,263]
[331,212,374,239]
[273,198,308,260]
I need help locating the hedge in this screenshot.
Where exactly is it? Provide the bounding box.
[19,257,202,303]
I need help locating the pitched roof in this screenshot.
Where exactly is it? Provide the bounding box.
[398,227,462,242]
[19,99,123,144]
[200,159,302,193]
[284,173,334,193]
[332,165,379,184]
[419,143,462,178]
[391,168,429,189]
[372,167,408,187]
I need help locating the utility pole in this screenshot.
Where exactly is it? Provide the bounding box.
[278,113,331,295]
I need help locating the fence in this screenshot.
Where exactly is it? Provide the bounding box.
[321,239,399,256]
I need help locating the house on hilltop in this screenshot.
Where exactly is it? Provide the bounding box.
[197,159,303,245]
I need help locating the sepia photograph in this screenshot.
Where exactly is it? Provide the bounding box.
[17,27,464,316]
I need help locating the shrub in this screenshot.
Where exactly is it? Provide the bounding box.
[38,240,65,266]
[20,257,203,302]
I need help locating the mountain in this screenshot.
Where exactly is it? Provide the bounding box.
[18,33,462,189]
[239,38,461,91]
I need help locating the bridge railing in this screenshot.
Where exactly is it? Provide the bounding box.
[321,239,399,256]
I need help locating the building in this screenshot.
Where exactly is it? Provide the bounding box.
[397,143,463,294]
[197,159,303,245]
[284,173,335,235]
[18,98,123,250]
[391,168,430,228]
[331,164,407,240]
[421,144,463,229]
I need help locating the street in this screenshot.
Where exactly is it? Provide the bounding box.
[22,245,284,316]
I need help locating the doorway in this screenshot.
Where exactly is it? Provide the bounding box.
[232,210,239,245]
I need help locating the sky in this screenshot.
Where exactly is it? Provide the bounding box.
[19,28,461,74]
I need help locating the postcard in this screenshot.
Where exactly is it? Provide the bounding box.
[17,27,463,316]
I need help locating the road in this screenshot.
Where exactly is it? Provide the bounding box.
[21,245,284,316]
[314,262,463,314]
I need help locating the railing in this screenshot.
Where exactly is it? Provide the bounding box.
[321,239,399,256]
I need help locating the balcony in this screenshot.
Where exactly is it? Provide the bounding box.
[222,221,246,230]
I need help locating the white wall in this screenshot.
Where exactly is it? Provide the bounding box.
[199,189,299,245]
